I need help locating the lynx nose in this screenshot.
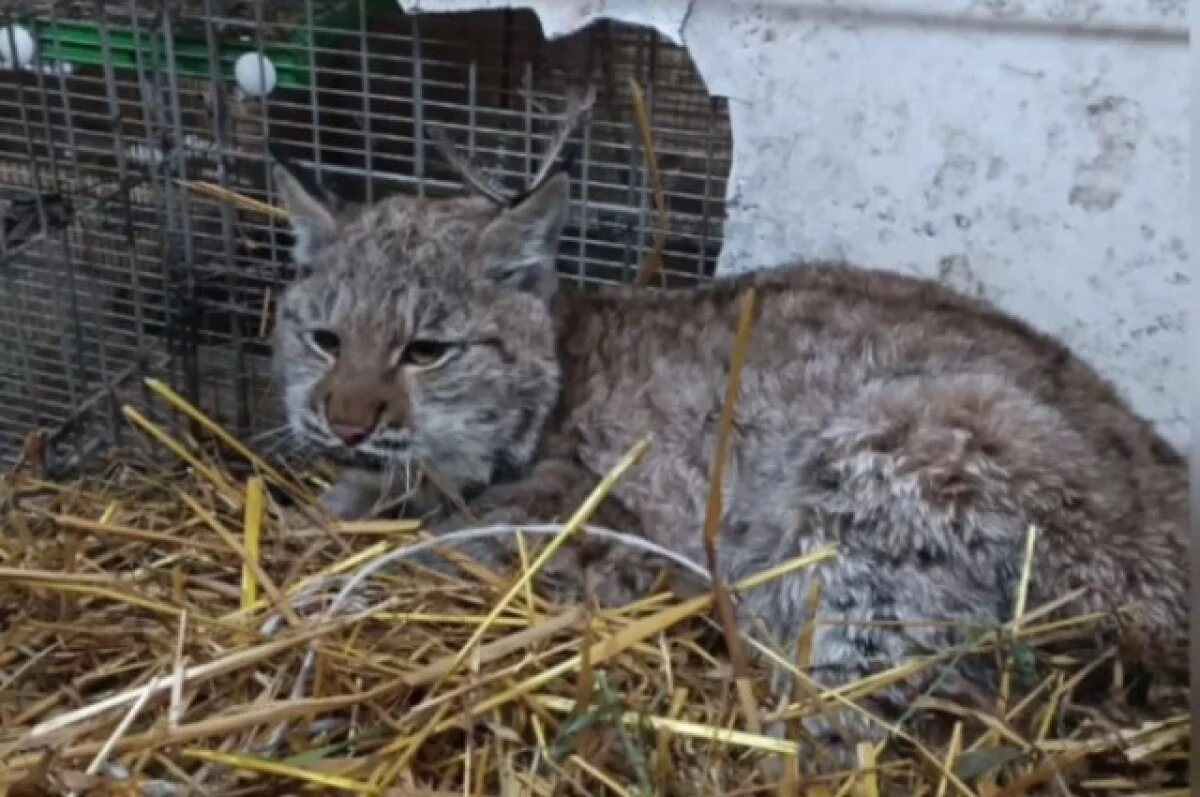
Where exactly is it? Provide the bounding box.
[317,372,409,449]
[323,390,389,448]
[330,422,368,447]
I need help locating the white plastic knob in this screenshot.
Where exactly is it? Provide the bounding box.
[234,51,277,97]
[0,24,35,69]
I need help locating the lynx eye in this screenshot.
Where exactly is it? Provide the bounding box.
[400,339,454,368]
[304,328,341,359]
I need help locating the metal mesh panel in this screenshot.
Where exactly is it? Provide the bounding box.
[0,1,732,470]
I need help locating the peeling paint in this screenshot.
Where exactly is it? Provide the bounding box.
[937,253,989,299]
[396,0,1189,448]
[1069,95,1143,212]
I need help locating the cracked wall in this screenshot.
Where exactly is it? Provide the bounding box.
[403,0,1190,447]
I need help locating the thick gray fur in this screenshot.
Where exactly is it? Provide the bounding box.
[270,149,1187,765]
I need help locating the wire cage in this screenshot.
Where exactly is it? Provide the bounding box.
[0,1,733,474]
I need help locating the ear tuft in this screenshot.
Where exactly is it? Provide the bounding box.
[271,157,340,269]
[475,171,569,299]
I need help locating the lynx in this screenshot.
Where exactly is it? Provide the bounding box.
[270,91,1187,756]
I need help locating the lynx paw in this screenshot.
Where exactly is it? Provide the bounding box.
[318,479,378,520]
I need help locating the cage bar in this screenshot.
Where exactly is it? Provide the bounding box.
[0,1,731,468]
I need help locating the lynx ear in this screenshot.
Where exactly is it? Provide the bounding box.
[271,158,340,269]
[474,171,569,299]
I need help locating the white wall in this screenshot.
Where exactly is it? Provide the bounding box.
[404,0,1190,448]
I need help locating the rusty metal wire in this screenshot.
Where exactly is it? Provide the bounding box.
[0,1,732,469]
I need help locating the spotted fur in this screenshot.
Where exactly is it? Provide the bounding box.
[272,157,1187,762]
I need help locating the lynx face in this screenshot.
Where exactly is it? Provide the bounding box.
[271,164,569,492]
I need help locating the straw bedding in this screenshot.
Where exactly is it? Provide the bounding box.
[0,379,1190,797]
[2,5,1184,794]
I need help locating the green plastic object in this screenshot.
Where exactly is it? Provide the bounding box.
[31,0,396,91]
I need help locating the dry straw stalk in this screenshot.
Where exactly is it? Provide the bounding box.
[0,372,1188,794]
